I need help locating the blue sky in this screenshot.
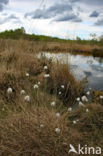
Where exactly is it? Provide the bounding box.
[0,0,103,39]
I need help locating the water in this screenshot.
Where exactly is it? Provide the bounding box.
[38,52,103,91]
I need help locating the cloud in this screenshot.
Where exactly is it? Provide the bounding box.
[25,2,82,22]
[25,3,73,19]
[55,13,82,22]
[90,11,99,17]
[8,14,18,20]
[95,18,103,26]
[0,14,19,25]
[0,0,9,11]
[70,0,103,6]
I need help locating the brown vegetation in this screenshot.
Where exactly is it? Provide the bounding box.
[0,39,103,155]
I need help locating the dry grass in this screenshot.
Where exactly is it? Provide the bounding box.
[0,104,103,156]
[0,39,103,155]
[0,38,103,56]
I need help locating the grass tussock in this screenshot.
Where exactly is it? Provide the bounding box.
[0,39,103,155]
[0,104,103,155]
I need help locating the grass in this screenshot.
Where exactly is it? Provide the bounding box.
[0,39,103,155]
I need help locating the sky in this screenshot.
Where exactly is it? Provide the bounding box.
[0,0,103,39]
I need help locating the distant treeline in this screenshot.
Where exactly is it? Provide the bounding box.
[0,27,103,46]
[0,27,65,42]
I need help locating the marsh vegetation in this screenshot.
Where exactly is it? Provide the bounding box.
[0,32,103,155]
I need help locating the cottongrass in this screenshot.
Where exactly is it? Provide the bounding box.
[24,95,30,102]
[73,120,77,124]
[44,74,50,78]
[38,82,41,85]
[86,91,90,95]
[20,90,25,95]
[79,101,85,107]
[86,108,89,113]
[81,96,88,102]
[26,73,29,77]
[76,119,79,122]
[68,107,72,112]
[40,124,44,128]
[58,91,62,95]
[76,97,80,101]
[61,85,65,89]
[33,84,39,89]
[55,128,61,134]
[7,87,13,94]
[56,113,60,118]
[44,66,48,70]
[100,95,103,99]
[50,101,56,107]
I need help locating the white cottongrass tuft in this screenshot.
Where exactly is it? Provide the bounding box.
[55,128,60,134]
[100,95,103,99]
[59,91,62,95]
[61,85,65,89]
[81,96,88,102]
[76,119,79,122]
[51,101,56,106]
[7,87,13,94]
[44,66,48,70]
[68,107,72,112]
[79,101,85,107]
[73,120,77,124]
[86,91,90,95]
[24,95,30,102]
[40,124,44,128]
[44,74,50,78]
[20,90,25,95]
[26,73,29,77]
[56,113,60,118]
[86,108,89,113]
[38,82,41,85]
[76,97,80,101]
[33,84,39,89]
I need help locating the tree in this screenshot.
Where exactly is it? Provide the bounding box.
[90,33,97,41]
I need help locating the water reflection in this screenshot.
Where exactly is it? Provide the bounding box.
[37,52,103,91]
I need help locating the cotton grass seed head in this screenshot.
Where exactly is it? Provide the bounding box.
[81,96,88,102]
[40,124,44,128]
[44,66,48,70]
[59,91,62,95]
[7,87,13,94]
[86,108,89,113]
[68,107,72,112]
[86,91,90,95]
[51,101,56,106]
[61,85,65,89]
[56,113,60,118]
[79,101,84,107]
[76,97,80,101]
[44,74,50,78]
[33,84,39,89]
[26,73,29,77]
[38,82,41,85]
[20,90,25,95]
[73,120,77,124]
[55,128,60,134]
[100,95,103,99]
[24,95,30,102]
